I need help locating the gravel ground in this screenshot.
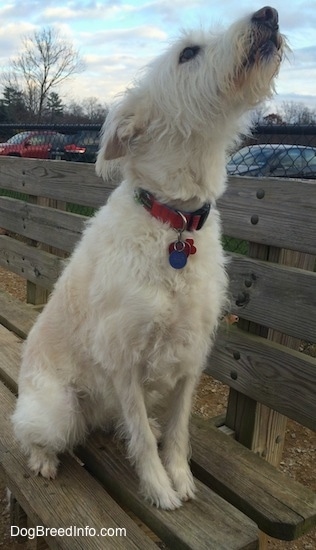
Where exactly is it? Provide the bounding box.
[0,267,315,549]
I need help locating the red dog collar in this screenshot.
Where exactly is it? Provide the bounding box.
[134,188,211,231]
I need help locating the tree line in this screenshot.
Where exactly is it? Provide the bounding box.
[0,86,108,124]
[252,103,316,126]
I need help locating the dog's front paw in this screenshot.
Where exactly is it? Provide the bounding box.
[28,447,59,480]
[140,479,182,510]
[167,463,196,502]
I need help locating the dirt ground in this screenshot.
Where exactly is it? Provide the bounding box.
[0,267,315,549]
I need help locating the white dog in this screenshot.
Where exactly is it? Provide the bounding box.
[13,7,285,510]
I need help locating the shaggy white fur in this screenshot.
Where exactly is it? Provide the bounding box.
[12,7,286,510]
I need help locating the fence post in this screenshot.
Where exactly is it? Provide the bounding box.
[26,196,67,306]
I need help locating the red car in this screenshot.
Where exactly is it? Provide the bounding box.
[0,131,69,159]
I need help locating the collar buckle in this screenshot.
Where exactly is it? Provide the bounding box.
[187,202,211,231]
[135,188,211,232]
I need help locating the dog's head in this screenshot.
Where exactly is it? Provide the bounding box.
[225,6,287,104]
[97,7,287,194]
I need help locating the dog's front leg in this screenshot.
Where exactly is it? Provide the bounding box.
[112,372,182,510]
[160,375,197,502]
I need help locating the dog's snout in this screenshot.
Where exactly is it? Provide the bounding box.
[252,6,278,27]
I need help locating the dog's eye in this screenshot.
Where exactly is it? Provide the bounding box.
[179,46,201,64]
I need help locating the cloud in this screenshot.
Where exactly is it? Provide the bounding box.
[0,0,56,22]
[292,45,316,67]
[279,3,316,31]
[70,49,153,103]
[82,25,167,47]
[0,22,37,66]
[41,2,125,23]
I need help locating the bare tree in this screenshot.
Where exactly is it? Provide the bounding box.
[281,101,316,124]
[81,97,108,122]
[64,98,108,123]
[9,27,84,121]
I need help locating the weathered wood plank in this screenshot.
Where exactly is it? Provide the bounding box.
[0,235,65,290]
[0,289,37,340]
[190,418,316,540]
[0,156,116,208]
[78,433,258,550]
[227,253,316,343]
[25,196,67,305]
[208,325,316,431]
[218,176,316,254]
[0,196,86,252]
[0,324,21,393]
[9,495,28,543]
[0,382,158,550]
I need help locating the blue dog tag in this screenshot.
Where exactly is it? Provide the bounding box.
[169,249,187,269]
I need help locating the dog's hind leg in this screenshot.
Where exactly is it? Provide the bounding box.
[160,374,197,501]
[12,379,86,479]
[112,371,182,510]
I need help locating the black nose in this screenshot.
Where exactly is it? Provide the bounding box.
[252,6,278,27]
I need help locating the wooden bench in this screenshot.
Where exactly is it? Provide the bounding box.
[0,156,315,549]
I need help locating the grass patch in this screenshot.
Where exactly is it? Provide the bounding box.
[66,203,96,217]
[223,236,248,255]
[0,188,29,201]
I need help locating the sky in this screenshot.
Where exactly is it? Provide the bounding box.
[0,0,315,114]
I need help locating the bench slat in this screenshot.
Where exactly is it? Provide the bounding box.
[0,196,85,252]
[0,381,159,550]
[219,177,316,254]
[190,417,316,540]
[0,324,21,393]
[208,326,316,431]
[0,290,37,340]
[0,235,64,291]
[227,254,316,343]
[0,156,114,208]
[78,433,258,550]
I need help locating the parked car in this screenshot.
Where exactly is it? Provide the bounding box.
[63,130,100,163]
[0,131,69,160]
[227,144,316,179]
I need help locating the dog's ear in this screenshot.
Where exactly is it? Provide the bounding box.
[96,92,150,179]
[102,114,144,160]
